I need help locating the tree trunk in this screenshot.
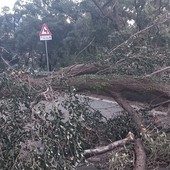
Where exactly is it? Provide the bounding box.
[134,138,146,170]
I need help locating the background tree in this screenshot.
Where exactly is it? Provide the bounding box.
[0,0,169,73]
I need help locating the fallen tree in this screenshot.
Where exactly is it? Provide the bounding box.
[1,63,170,170]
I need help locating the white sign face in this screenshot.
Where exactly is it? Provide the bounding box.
[41,28,51,35]
[39,23,52,41]
[40,35,52,41]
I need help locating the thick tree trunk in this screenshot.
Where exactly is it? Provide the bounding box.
[134,138,146,170]
[2,64,170,108]
[67,75,170,104]
[62,64,109,76]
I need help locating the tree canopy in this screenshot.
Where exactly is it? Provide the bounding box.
[0,0,169,73]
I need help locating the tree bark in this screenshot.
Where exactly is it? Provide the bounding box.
[83,132,134,159]
[134,138,146,170]
[67,75,170,103]
[62,63,109,76]
[108,92,144,134]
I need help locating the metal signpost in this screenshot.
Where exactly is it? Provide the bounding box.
[39,23,52,72]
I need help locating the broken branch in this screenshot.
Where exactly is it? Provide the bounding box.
[83,132,134,159]
[145,66,170,77]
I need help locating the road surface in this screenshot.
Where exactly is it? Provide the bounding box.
[34,94,124,121]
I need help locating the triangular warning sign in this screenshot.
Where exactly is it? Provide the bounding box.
[39,23,52,36]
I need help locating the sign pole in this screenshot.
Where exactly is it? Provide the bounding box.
[45,40,49,72]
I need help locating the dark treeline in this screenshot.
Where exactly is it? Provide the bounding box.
[0,1,170,169]
[0,0,169,73]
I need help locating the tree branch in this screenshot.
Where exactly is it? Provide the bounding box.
[108,12,170,55]
[109,92,145,134]
[83,132,134,159]
[74,37,95,61]
[92,0,105,16]
[91,0,118,26]
[1,56,13,69]
[145,66,170,77]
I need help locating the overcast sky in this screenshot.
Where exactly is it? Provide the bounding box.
[0,0,16,10]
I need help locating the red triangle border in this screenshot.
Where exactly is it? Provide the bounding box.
[39,23,52,36]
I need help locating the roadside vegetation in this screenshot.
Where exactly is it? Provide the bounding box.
[0,0,170,169]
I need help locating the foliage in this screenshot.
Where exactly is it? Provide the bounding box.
[0,74,170,169]
[105,113,138,141]
[144,131,170,169]
[0,75,96,169]
[0,0,170,169]
[0,74,126,169]
[0,0,169,74]
[106,130,170,170]
[108,148,134,170]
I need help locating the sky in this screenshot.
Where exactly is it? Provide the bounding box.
[0,0,16,10]
[0,0,81,11]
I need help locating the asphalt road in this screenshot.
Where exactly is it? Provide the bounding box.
[34,94,123,121]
